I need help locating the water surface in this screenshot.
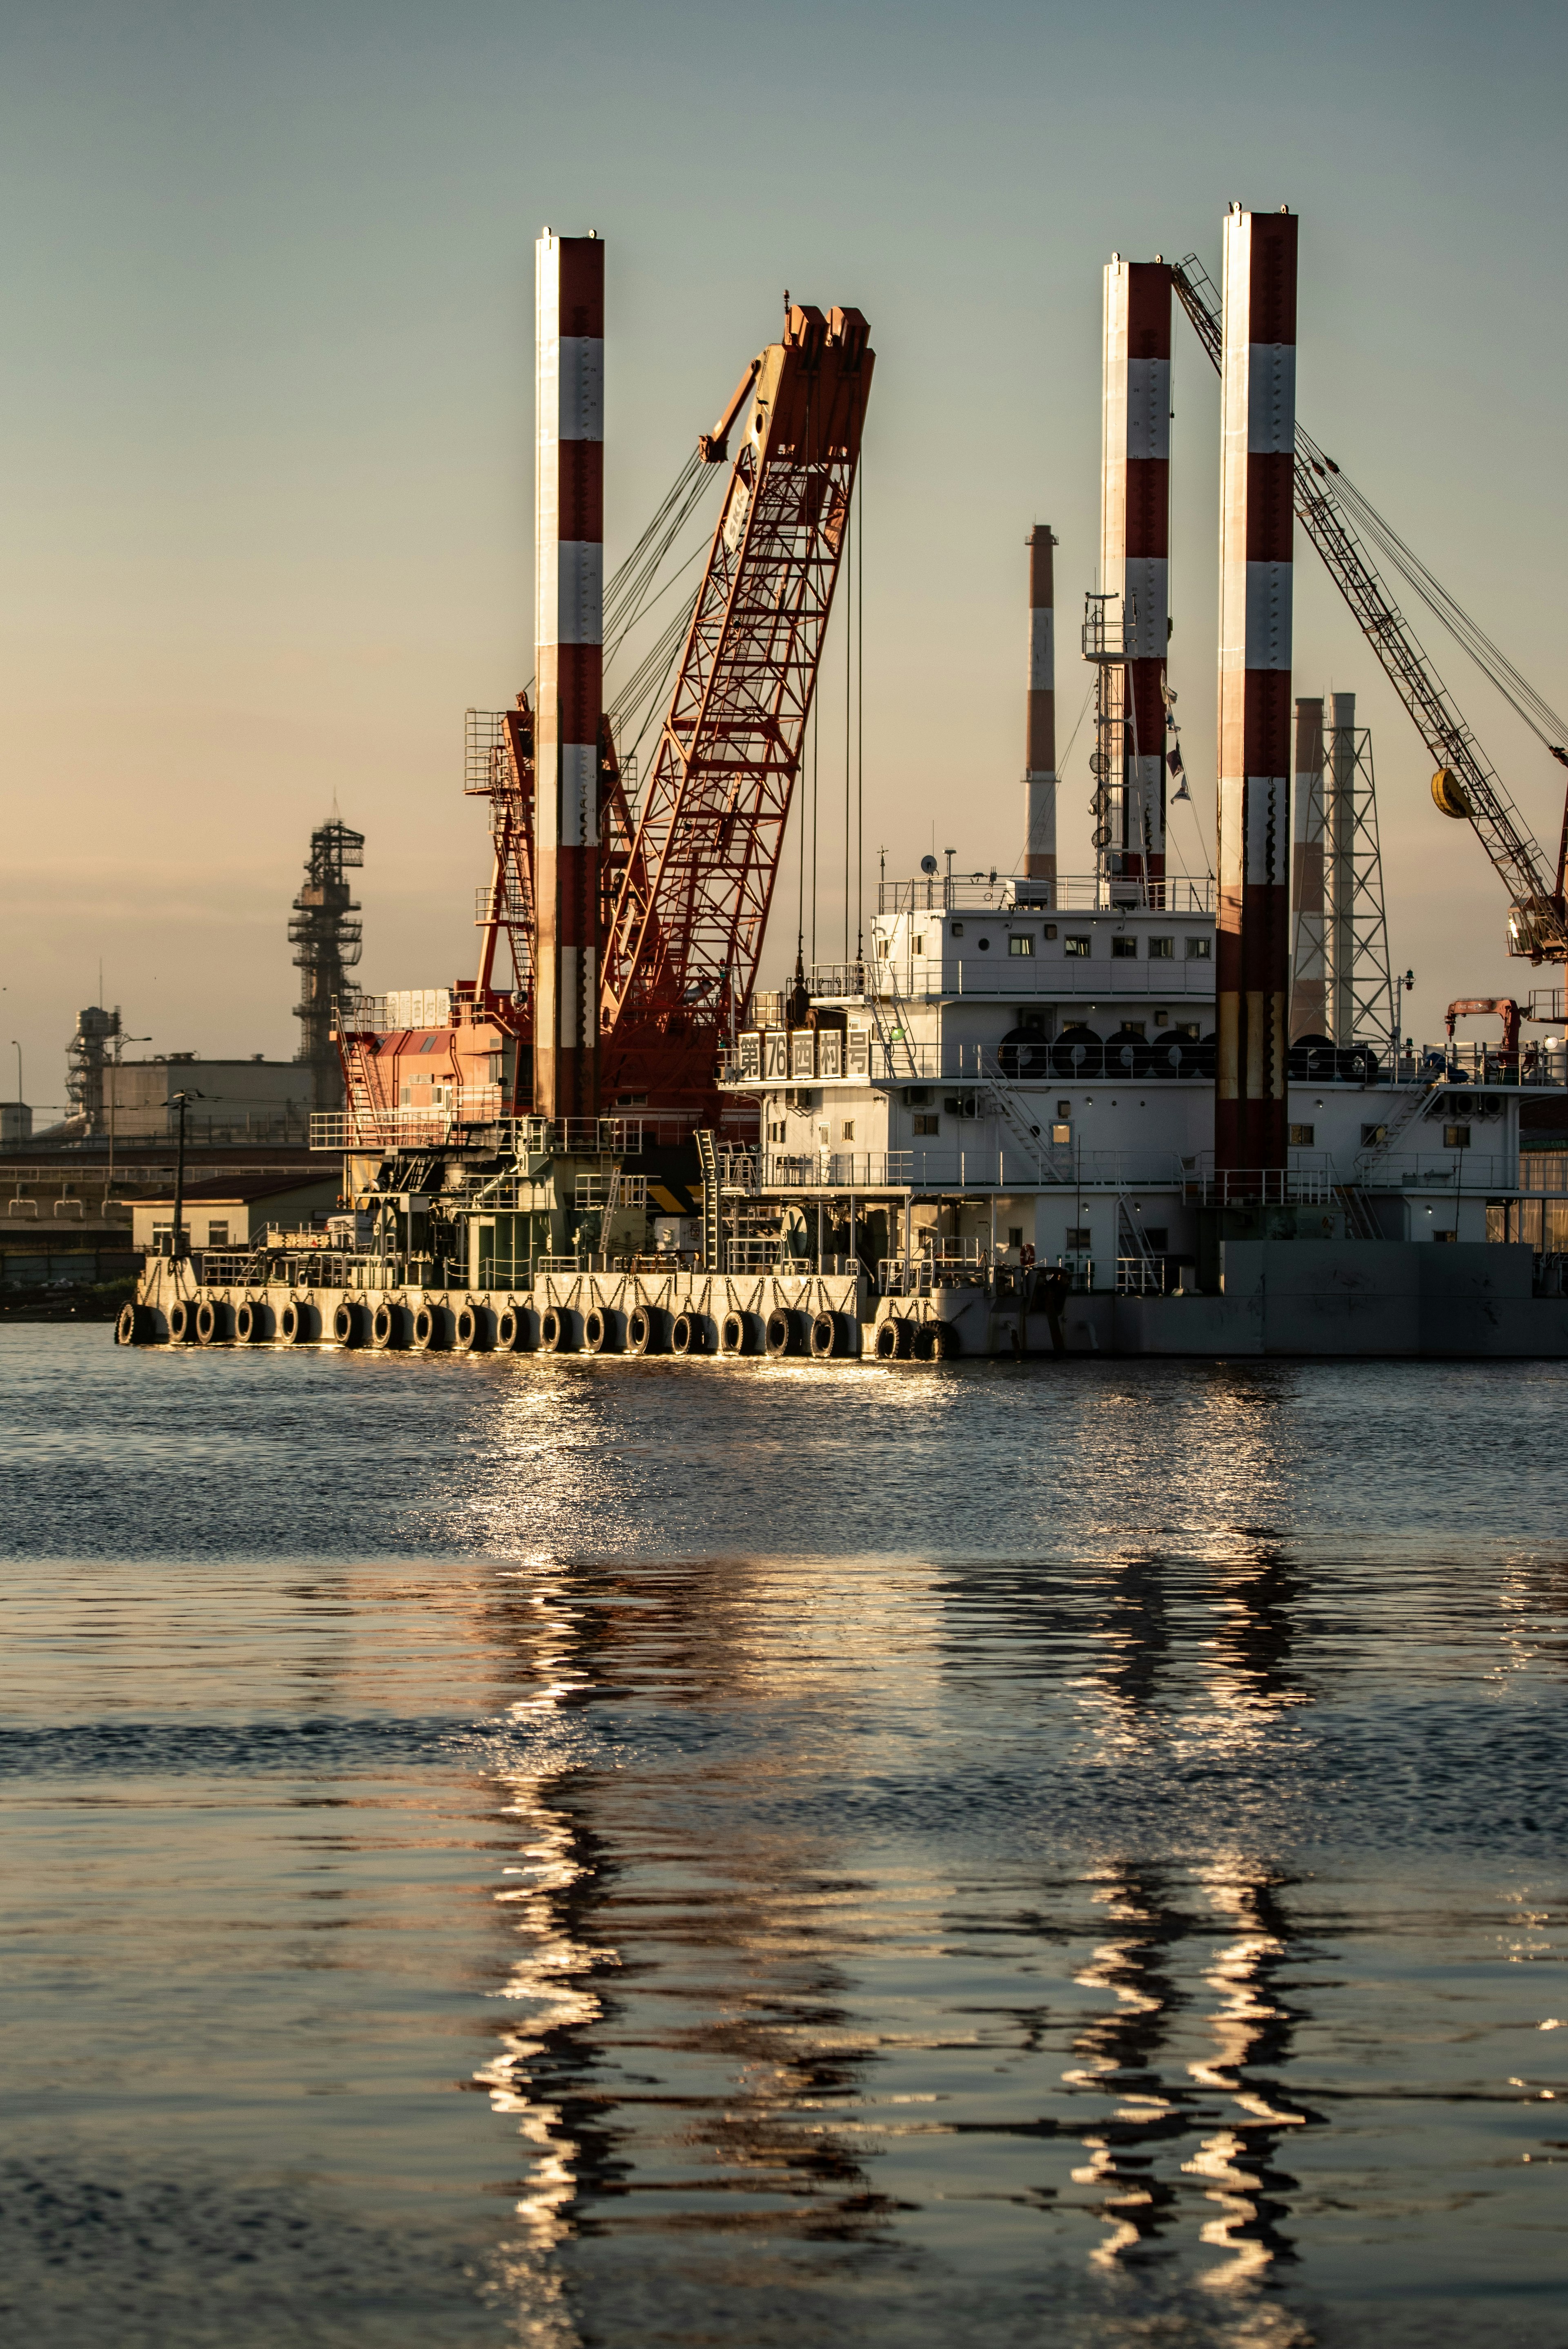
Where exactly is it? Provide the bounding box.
[3,1330,1566,2345]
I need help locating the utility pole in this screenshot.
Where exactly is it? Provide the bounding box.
[169,1090,202,1261]
[1394,969,1415,1068]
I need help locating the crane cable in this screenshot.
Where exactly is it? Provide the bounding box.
[1172,254,1567,765]
[1294,429,1568,763]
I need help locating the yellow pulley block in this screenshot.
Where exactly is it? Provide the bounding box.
[1431,767,1471,819]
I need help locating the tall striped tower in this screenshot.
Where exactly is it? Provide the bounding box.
[1101,257,1172,889]
[1023,526,1057,891]
[1216,205,1296,1171]
[534,229,604,1124]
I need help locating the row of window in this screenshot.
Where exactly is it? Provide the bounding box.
[1288,1123,1474,1149]
[892,930,1212,961]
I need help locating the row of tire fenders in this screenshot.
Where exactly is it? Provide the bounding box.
[117,1297,959,1363]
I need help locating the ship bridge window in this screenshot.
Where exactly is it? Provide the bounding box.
[1149,936,1174,958]
[1111,935,1138,958]
[1009,934,1034,956]
[1065,935,1091,958]
[1186,936,1212,959]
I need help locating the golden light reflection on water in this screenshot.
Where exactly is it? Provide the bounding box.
[336,1355,1568,2337]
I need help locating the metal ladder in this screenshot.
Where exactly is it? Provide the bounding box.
[866,954,920,1080]
[695,1129,721,1271]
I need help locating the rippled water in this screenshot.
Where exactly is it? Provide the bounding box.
[3,1328,1567,2347]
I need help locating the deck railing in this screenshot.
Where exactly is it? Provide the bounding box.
[875,874,1217,915]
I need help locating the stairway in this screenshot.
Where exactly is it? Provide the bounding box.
[1335,1181,1382,1240]
[979,1050,1072,1185]
[1354,1075,1445,1178]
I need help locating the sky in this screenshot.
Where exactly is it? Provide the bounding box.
[2,0,1565,1113]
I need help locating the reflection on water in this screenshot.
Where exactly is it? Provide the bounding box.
[2,1333,1568,2348]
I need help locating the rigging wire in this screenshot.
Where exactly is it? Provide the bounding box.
[844,489,852,963]
[856,450,864,963]
[1298,429,1568,755]
[811,685,819,968]
[1012,677,1094,875]
[610,584,704,777]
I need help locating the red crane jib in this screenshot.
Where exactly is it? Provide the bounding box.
[600,304,873,1108]
[343,305,875,1143]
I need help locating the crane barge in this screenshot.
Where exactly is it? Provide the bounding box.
[122,211,1568,1361]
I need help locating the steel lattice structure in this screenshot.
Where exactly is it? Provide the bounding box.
[599,305,873,1101]
[290,818,364,1107]
[467,700,537,1008]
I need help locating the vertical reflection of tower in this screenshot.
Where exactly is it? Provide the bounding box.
[470,1554,895,2298]
[1065,1865,1195,2262]
[1186,1868,1312,2291]
[1067,1553,1192,2263]
[1185,1539,1316,2291]
[1066,1538,1318,2281]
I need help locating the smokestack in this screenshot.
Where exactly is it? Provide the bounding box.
[1216,205,1296,1171]
[1101,257,1172,890]
[534,229,604,1123]
[1024,526,1057,890]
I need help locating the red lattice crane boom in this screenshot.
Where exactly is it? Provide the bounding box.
[600,303,873,1103]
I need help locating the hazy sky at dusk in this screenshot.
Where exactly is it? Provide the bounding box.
[2,0,1564,1109]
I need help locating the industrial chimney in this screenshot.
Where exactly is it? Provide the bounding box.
[533,227,604,1124]
[1216,205,1296,1170]
[1023,526,1057,896]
